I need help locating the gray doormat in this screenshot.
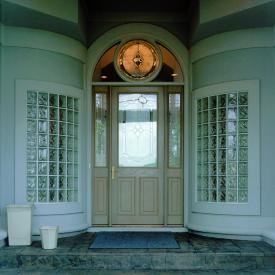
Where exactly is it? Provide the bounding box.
[89,232,179,249]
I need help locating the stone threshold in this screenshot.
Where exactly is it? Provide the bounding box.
[87,227,188,233]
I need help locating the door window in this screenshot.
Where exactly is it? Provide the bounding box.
[118,93,157,167]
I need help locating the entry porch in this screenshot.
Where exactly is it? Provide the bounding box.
[1,232,275,273]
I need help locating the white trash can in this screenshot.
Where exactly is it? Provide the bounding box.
[6,204,33,246]
[40,226,59,249]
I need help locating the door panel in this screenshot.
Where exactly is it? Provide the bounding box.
[117,177,135,215]
[92,87,109,225]
[168,177,181,215]
[94,177,108,215]
[166,88,183,225]
[93,170,109,224]
[139,177,159,216]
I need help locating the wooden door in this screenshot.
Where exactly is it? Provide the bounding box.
[92,86,183,226]
[111,87,164,224]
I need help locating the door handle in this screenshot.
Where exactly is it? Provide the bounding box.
[111,166,115,180]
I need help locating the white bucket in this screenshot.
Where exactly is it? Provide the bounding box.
[6,204,33,246]
[40,226,59,249]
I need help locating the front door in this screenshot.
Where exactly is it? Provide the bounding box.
[111,87,164,224]
[92,85,183,226]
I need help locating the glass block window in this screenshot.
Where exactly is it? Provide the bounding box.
[196,92,248,203]
[26,91,79,203]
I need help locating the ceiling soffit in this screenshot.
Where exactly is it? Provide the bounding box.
[1,0,275,47]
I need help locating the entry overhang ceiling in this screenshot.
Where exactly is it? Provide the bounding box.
[1,0,275,47]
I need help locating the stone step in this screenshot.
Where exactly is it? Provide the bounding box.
[1,269,275,275]
[1,251,275,271]
[0,233,275,271]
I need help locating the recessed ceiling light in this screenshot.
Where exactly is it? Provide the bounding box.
[101,75,108,79]
[171,73,178,77]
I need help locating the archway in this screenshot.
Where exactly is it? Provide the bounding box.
[86,23,189,227]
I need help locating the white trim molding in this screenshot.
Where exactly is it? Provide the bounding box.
[15,79,84,216]
[87,227,188,233]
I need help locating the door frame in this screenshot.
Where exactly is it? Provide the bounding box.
[86,23,190,228]
[92,84,184,226]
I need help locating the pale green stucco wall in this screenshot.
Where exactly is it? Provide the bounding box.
[0,45,84,211]
[0,26,2,226]
[0,20,275,237]
[1,1,86,43]
[192,47,275,217]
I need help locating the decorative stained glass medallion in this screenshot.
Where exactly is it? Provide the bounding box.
[115,40,162,82]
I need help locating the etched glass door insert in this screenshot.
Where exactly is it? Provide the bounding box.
[118,93,157,167]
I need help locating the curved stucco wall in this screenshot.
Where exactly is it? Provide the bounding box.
[0,24,3,234]
[1,22,275,240]
[189,27,275,237]
[0,25,88,234]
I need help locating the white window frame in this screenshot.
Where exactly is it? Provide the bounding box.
[15,80,83,216]
[191,80,260,215]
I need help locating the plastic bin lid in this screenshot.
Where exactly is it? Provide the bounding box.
[40,226,59,230]
[6,204,33,208]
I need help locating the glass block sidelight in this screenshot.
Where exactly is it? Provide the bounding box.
[196,92,248,203]
[26,91,79,203]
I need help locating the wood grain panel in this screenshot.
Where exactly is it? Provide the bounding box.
[139,177,159,216]
[168,177,182,216]
[118,177,135,216]
[93,177,107,215]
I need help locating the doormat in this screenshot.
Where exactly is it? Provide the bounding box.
[89,232,179,249]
